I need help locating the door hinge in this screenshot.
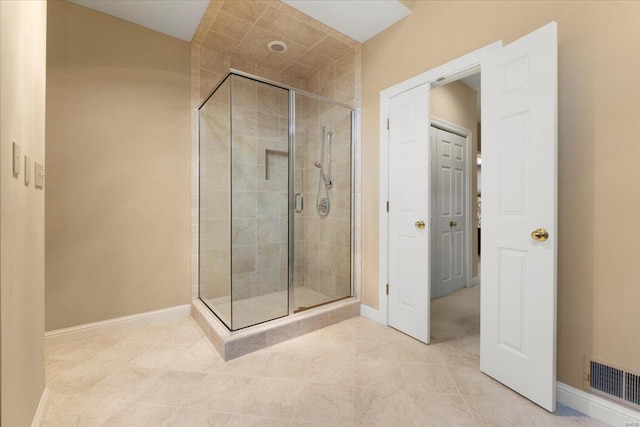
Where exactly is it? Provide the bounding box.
[387,118,390,130]
[386,201,389,212]
[386,284,389,295]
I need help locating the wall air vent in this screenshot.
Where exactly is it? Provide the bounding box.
[626,372,640,406]
[585,356,640,410]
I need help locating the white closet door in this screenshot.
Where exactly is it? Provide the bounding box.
[432,127,467,299]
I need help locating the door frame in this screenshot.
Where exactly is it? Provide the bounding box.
[429,117,474,295]
[378,40,502,325]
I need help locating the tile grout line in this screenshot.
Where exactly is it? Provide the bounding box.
[443,363,481,425]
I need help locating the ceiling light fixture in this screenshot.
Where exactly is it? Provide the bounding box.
[268,41,288,53]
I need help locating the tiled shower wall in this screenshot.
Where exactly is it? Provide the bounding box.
[190,20,362,308]
[229,76,289,302]
[296,97,353,301]
[296,49,360,301]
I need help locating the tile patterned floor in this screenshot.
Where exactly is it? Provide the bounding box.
[43,287,605,426]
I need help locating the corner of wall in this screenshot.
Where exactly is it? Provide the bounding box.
[0,0,47,425]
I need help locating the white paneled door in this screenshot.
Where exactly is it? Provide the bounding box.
[385,23,556,411]
[431,126,467,299]
[481,22,558,412]
[388,84,430,344]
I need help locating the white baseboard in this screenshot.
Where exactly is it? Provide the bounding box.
[45,304,191,346]
[360,304,386,325]
[31,387,50,427]
[557,381,640,426]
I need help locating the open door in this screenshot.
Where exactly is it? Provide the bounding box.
[481,22,558,412]
[388,84,430,344]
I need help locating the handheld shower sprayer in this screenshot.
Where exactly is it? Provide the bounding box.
[315,126,332,216]
[315,162,330,191]
[316,131,333,188]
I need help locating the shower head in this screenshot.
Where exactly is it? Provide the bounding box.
[314,162,322,168]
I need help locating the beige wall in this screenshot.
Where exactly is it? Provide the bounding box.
[45,1,191,330]
[431,81,479,277]
[0,0,47,425]
[362,0,640,390]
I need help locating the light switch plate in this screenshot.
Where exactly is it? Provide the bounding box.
[12,142,20,177]
[24,156,31,185]
[34,162,45,189]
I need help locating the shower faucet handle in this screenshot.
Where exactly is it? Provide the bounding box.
[295,192,304,213]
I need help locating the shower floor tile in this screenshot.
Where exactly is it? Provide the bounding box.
[43,287,606,427]
[204,286,334,330]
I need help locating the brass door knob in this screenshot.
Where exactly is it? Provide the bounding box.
[415,220,426,229]
[449,220,458,227]
[531,228,549,241]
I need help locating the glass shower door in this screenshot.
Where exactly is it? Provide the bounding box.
[229,75,290,329]
[199,77,232,328]
[293,92,352,312]
[199,73,290,331]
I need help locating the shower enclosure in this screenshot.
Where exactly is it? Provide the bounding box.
[199,71,354,331]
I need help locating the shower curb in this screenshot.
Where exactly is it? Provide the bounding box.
[191,298,361,361]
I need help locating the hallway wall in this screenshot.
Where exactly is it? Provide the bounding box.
[0,1,47,425]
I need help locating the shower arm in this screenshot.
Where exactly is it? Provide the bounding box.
[326,132,333,187]
[319,126,326,173]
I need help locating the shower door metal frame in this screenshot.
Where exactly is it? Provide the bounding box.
[350,110,357,303]
[198,69,357,327]
[198,69,354,114]
[287,89,296,316]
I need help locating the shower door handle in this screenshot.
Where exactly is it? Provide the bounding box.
[295,192,304,213]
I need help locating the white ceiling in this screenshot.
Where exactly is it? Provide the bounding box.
[282,0,411,43]
[460,73,481,92]
[67,0,412,44]
[67,0,210,41]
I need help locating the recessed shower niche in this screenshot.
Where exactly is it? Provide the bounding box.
[195,70,358,357]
